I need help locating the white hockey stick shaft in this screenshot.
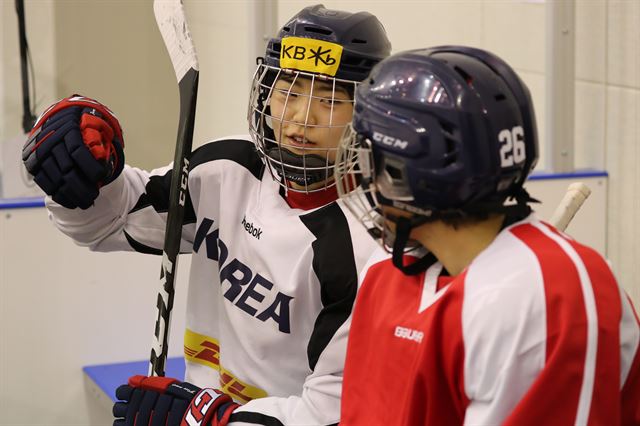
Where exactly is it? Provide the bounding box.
[549,182,592,231]
[150,0,199,377]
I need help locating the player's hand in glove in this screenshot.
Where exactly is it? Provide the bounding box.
[113,375,239,426]
[22,95,125,209]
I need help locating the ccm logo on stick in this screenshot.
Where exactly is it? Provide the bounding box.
[373,131,408,149]
[179,158,189,206]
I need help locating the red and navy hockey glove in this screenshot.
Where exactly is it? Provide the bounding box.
[113,375,239,426]
[22,95,125,209]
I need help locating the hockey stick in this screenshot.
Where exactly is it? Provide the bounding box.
[549,182,592,232]
[150,0,199,377]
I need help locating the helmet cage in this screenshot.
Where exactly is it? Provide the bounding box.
[335,124,426,252]
[248,63,357,193]
[247,5,391,193]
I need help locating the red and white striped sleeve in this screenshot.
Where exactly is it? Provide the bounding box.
[461,220,640,426]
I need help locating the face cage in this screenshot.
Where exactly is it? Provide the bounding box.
[248,63,358,193]
[335,125,424,253]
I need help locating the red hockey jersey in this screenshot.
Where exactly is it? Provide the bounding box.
[341,216,640,425]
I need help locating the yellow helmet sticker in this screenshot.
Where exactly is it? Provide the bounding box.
[280,36,343,77]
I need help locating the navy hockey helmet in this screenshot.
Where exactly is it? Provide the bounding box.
[248,4,391,193]
[336,46,539,228]
[262,4,391,82]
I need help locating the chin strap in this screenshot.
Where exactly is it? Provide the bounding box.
[266,146,333,186]
[391,216,438,276]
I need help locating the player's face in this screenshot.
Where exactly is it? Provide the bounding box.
[269,74,354,164]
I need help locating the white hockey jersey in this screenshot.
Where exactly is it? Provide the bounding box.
[46,137,379,425]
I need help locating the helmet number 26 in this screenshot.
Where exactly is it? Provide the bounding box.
[498,126,526,168]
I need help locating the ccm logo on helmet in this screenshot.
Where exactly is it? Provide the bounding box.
[373,131,409,149]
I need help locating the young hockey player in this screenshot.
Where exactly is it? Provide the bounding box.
[335,46,640,425]
[21,5,391,425]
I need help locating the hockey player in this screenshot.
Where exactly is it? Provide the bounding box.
[334,46,640,425]
[21,5,391,426]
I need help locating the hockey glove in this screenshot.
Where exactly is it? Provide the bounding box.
[22,95,125,209]
[113,375,239,426]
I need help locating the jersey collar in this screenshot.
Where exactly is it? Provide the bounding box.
[284,185,339,211]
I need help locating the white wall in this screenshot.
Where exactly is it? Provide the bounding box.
[1,0,56,144]
[1,0,57,199]
[182,1,255,147]
[52,0,179,172]
[604,0,640,307]
[0,207,189,425]
[525,176,608,256]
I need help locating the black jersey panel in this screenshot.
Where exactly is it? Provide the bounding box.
[189,139,265,180]
[128,169,197,225]
[300,203,358,371]
[123,230,163,255]
[128,139,261,223]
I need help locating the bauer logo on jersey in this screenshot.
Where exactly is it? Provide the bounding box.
[280,36,343,76]
[394,326,424,343]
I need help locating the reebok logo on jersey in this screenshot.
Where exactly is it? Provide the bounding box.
[394,326,424,343]
[241,216,262,240]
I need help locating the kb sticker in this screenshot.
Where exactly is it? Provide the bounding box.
[280,36,343,76]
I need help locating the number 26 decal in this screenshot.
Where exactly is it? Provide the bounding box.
[499,126,526,167]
